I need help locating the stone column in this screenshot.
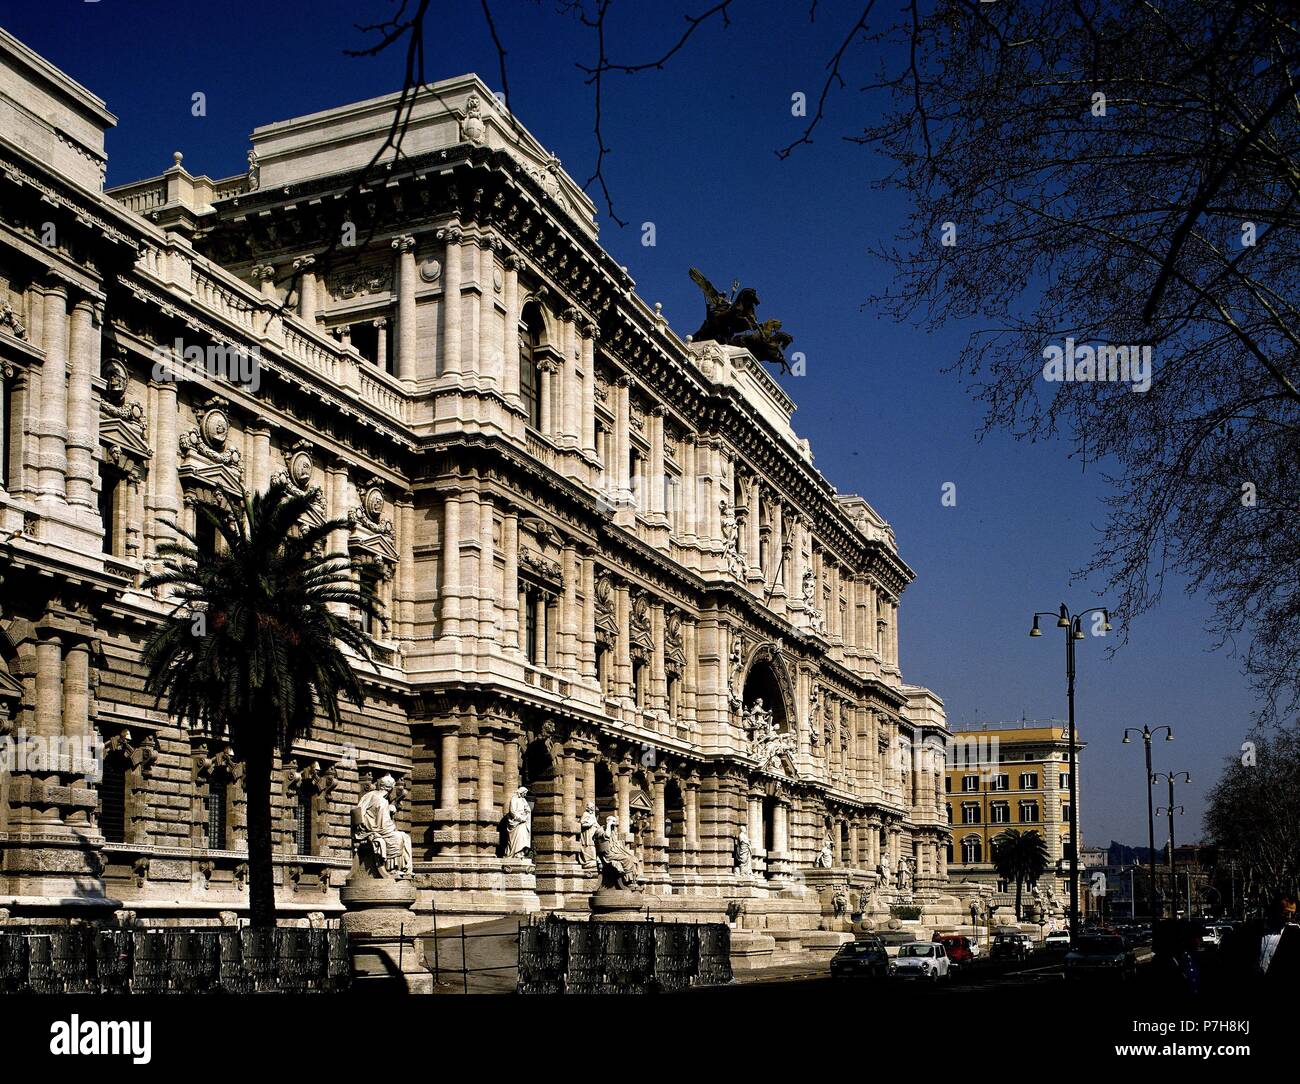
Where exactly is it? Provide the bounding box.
[62,639,90,746]
[477,494,496,642]
[583,758,597,811]
[503,734,520,795]
[440,493,462,639]
[683,619,699,729]
[293,256,318,324]
[560,544,579,674]
[478,733,496,816]
[37,284,69,502]
[65,298,99,511]
[614,582,632,700]
[848,821,861,868]
[579,552,596,680]
[147,377,180,559]
[562,753,578,834]
[648,407,665,518]
[247,422,271,494]
[502,510,521,651]
[391,236,417,380]
[397,495,415,644]
[479,239,499,387]
[650,603,667,714]
[616,759,632,840]
[614,377,631,503]
[503,254,521,403]
[439,730,459,813]
[747,792,764,857]
[255,264,278,302]
[580,324,597,456]
[34,634,63,740]
[685,773,701,850]
[439,224,463,378]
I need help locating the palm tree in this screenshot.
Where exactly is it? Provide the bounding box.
[991,828,1050,920]
[142,480,380,927]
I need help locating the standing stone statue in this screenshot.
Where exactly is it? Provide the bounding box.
[734,827,753,876]
[577,801,600,871]
[814,834,834,868]
[352,774,413,879]
[896,857,912,894]
[504,786,533,859]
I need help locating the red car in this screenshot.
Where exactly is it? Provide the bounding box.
[932,934,974,969]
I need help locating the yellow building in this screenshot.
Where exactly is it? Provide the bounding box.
[944,721,1085,918]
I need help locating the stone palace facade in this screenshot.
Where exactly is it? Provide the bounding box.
[0,28,955,948]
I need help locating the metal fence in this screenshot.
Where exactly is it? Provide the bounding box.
[0,927,350,994]
[517,917,732,994]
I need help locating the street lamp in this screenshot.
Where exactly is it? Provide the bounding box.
[1030,602,1109,945]
[1154,770,1190,918]
[1123,725,1173,919]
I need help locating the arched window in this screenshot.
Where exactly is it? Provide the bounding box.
[519,302,544,429]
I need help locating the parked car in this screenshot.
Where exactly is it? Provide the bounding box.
[1064,934,1138,980]
[830,937,890,979]
[1043,929,1072,951]
[932,934,974,969]
[990,932,1033,961]
[890,941,951,981]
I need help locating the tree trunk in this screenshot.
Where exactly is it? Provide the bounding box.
[244,729,277,928]
[1014,877,1023,920]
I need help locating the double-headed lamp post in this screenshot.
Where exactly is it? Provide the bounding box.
[1031,602,1110,944]
[1122,725,1173,920]
[1154,771,1190,918]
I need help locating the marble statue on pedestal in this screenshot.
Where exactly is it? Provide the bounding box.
[814,834,834,868]
[595,815,643,890]
[734,827,753,876]
[896,857,912,894]
[577,802,599,870]
[504,786,533,859]
[352,774,413,878]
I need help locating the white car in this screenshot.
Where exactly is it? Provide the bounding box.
[1043,930,1072,950]
[890,942,951,981]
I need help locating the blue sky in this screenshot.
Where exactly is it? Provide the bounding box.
[5,1,1261,847]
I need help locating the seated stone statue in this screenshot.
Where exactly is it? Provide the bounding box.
[352,773,413,879]
[594,815,643,891]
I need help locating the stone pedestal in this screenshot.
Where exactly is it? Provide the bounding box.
[588,888,648,921]
[340,876,431,993]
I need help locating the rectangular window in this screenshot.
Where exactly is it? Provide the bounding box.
[1018,801,1039,823]
[195,511,218,559]
[944,776,952,793]
[595,419,607,472]
[207,779,228,850]
[1061,804,1071,823]
[992,773,1009,791]
[294,791,314,855]
[991,802,1010,824]
[961,803,979,825]
[667,673,681,719]
[629,449,642,508]
[98,466,121,555]
[1019,772,1038,790]
[100,757,128,844]
[1059,772,1070,790]
[961,775,979,792]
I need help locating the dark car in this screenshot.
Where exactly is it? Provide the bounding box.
[830,937,890,979]
[1064,934,1137,980]
[990,932,1032,961]
[932,934,974,969]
